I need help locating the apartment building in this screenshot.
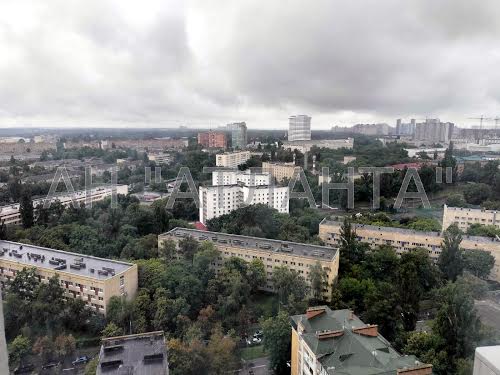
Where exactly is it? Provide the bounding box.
[226,122,247,149]
[215,151,251,168]
[319,219,500,281]
[289,115,312,141]
[414,119,454,144]
[290,306,432,375]
[97,331,168,374]
[262,161,297,183]
[0,185,129,226]
[0,240,137,314]
[282,138,354,153]
[396,118,417,136]
[198,131,227,149]
[159,228,339,299]
[443,205,500,232]
[211,170,270,186]
[148,152,173,165]
[199,184,289,224]
[102,138,188,152]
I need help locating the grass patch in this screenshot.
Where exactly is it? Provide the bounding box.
[240,345,267,361]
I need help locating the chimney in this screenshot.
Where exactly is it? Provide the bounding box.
[316,329,344,340]
[352,324,378,337]
[306,306,326,320]
[348,310,354,320]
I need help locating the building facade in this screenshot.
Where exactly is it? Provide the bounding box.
[282,138,354,153]
[290,306,432,375]
[443,205,500,232]
[159,228,339,299]
[215,151,251,168]
[198,131,227,149]
[0,185,129,226]
[148,152,173,165]
[0,240,138,314]
[396,118,417,136]
[414,119,454,144]
[199,184,289,224]
[227,122,247,149]
[473,346,500,375]
[289,115,312,141]
[211,170,271,186]
[262,161,297,183]
[319,219,500,282]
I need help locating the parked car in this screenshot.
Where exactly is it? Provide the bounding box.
[72,356,90,366]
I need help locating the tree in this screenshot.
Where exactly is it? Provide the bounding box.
[205,327,239,374]
[397,259,421,331]
[33,336,55,362]
[19,189,34,229]
[446,194,467,208]
[54,334,76,359]
[463,183,491,205]
[261,311,291,375]
[438,224,463,281]
[339,217,365,274]
[101,322,124,338]
[247,258,266,292]
[433,282,482,365]
[179,236,199,263]
[8,334,31,366]
[271,266,308,311]
[463,250,495,279]
[159,239,177,261]
[9,267,38,301]
[363,282,401,341]
[308,261,328,301]
[0,220,6,240]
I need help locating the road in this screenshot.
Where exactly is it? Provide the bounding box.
[475,299,500,335]
[239,357,271,375]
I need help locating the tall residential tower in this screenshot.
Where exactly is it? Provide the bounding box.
[288,115,311,141]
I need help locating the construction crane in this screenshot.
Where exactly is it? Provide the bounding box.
[468,116,488,130]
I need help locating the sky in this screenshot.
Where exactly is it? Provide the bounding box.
[1,0,500,130]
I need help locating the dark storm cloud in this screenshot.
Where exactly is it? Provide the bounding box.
[1,0,500,127]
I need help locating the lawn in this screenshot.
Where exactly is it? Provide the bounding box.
[240,345,267,361]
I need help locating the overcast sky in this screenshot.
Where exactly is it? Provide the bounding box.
[1,0,500,130]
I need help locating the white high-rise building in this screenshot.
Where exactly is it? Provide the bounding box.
[212,170,271,186]
[288,115,312,141]
[199,170,288,224]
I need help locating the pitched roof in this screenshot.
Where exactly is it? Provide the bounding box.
[291,307,430,375]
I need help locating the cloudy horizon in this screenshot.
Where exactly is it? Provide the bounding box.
[1,0,500,130]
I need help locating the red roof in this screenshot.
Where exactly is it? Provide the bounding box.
[194,222,207,231]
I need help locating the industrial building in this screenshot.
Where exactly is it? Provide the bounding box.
[0,240,138,314]
[159,228,339,300]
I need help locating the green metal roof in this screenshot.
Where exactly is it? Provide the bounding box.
[291,307,428,375]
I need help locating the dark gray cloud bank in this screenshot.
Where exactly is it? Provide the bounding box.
[1,0,500,129]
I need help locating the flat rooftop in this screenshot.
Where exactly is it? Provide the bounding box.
[321,219,500,244]
[97,331,168,375]
[162,228,337,261]
[0,240,133,280]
